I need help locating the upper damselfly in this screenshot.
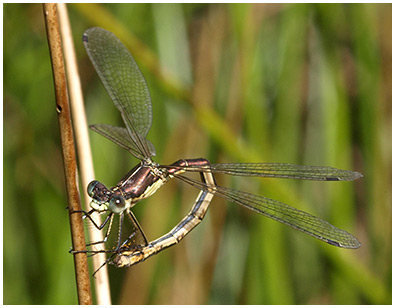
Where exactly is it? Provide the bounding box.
[76,27,362,274]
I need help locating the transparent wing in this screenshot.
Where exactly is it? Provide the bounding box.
[121,210,149,250]
[90,124,156,160]
[163,162,362,181]
[83,27,154,158]
[175,174,361,249]
[106,210,148,252]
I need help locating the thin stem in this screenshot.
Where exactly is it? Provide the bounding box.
[42,3,92,305]
[57,3,111,304]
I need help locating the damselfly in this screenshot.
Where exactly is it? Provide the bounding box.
[76,27,362,274]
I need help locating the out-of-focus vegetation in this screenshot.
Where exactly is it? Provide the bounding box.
[4,3,391,304]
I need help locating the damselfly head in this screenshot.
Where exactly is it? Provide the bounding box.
[88,180,109,198]
[87,180,110,210]
[108,195,127,214]
[87,180,129,214]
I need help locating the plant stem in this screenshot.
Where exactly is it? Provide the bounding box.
[43,3,92,305]
[57,3,111,304]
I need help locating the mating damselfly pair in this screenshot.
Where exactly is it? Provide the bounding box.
[74,27,362,274]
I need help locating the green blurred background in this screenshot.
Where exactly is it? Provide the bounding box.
[4,3,391,304]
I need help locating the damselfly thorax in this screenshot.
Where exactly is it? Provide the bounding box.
[87,159,170,214]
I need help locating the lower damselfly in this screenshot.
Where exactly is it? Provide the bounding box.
[74,27,362,274]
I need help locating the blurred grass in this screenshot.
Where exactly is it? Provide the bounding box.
[3,3,391,304]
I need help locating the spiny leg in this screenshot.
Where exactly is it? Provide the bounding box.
[92,230,138,277]
[70,211,115,254]
[112,159,216,267]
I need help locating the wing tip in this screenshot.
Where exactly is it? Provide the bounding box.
[326,170,363,181]
[327,238,362,249]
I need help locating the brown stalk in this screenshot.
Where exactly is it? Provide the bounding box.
[43,3,92,305]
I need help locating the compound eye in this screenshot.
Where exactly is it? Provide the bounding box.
[109,196,126,214]
[87,181,100,197]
